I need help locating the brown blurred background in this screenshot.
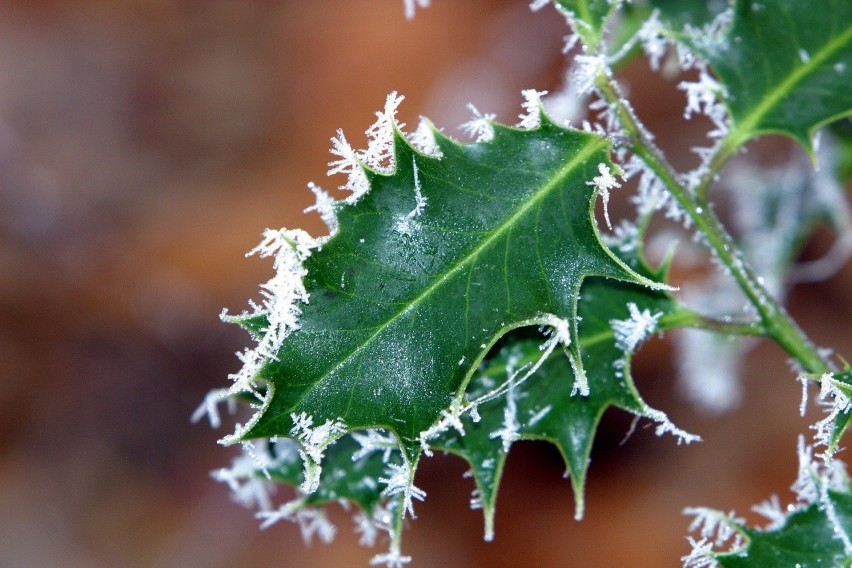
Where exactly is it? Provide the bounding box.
[1,1,850,566]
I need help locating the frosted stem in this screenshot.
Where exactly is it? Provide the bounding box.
[594,72,833,376]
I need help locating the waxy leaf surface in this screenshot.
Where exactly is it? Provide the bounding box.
[695,0,852,153]
[244,118,652,458]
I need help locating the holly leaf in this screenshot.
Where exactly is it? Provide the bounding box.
[816,369,852,458]
[430,252,695,539]
[692,0,852,155]
[235,112,658,464]
[714,489,852,567]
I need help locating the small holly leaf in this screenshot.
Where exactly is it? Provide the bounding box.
[713,490,852,567]
[430,253,695,539]
[238,112,658,462]
[814,369,852,458]
[691,0,852,155]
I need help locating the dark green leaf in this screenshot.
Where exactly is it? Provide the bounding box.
[694,0,852,154]
[430,254,691,539]
[716,490,852,567]
[242,117,656,459]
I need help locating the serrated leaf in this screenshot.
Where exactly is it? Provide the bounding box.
[243,117,656,459]
[823,369,852,455]
[265,436,389,514]
[693,0,852,154]
[715,490,852,567]
[431,256,688,538]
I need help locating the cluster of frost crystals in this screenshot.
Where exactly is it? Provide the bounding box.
[459,103,496,142]
[517,89,548,129]
[290,412,348,494]
[407,117,443,158]
[328,92,406,203]
[586,162,622,229]
[394,158,427,236]
[810,372,852,459]
[610,302,662,353]
[203,227,318,448]
[379,461,426,519]
[681,507,745,566]
[211,437,301,515]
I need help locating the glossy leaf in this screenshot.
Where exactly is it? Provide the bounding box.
[693,0,852,154]
[715,490,852,567]
[241,116,656,461]
[432,255,690,538]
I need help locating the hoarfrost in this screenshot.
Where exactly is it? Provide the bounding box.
[460,103,496,142]
[683,507,744,548]
[379,462,426,519]
[610,302,662,353]
[751,494,786,530]
[395,158,427,235]
[191,388,236,428]
[812,372,852,459]
[407,117,443,158]
[681,538,719,568]
[290,412,348,494]
[517,89,548,129]
[489,386,521,453]
[352,429,398,462]
[305,182,339,237]
[586,162,621,229]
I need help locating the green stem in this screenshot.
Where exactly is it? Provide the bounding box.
[595,75,833,375]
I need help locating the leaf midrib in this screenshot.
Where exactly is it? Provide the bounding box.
[293,135,607,412]
[728,21,852,145]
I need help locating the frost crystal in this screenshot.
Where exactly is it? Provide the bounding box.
[459,103,496,142]
[684,507,743,548]
[407,117,442,158]
[812,372,852,458]
[636,10,669,71]
[517,89,548,129]
[586,162,621,229]
[352,429,398,462]
[191,388,236,428]
[300,182,338,238]
[290,412,347,494]
[571,54,608,95]
[328,129,371,202]
[682,538,719,568]
[751,494,786,530]
[402,0,430,21]
[490,386,521,453]
[370,550,412,568]
[328,92,406,203]
[610,302,662,353]
[395,158,427,235]
[379,462,426,519]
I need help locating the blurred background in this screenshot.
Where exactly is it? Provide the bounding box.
[1,1,850,566]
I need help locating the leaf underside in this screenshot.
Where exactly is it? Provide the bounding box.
[244,117,653,459]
